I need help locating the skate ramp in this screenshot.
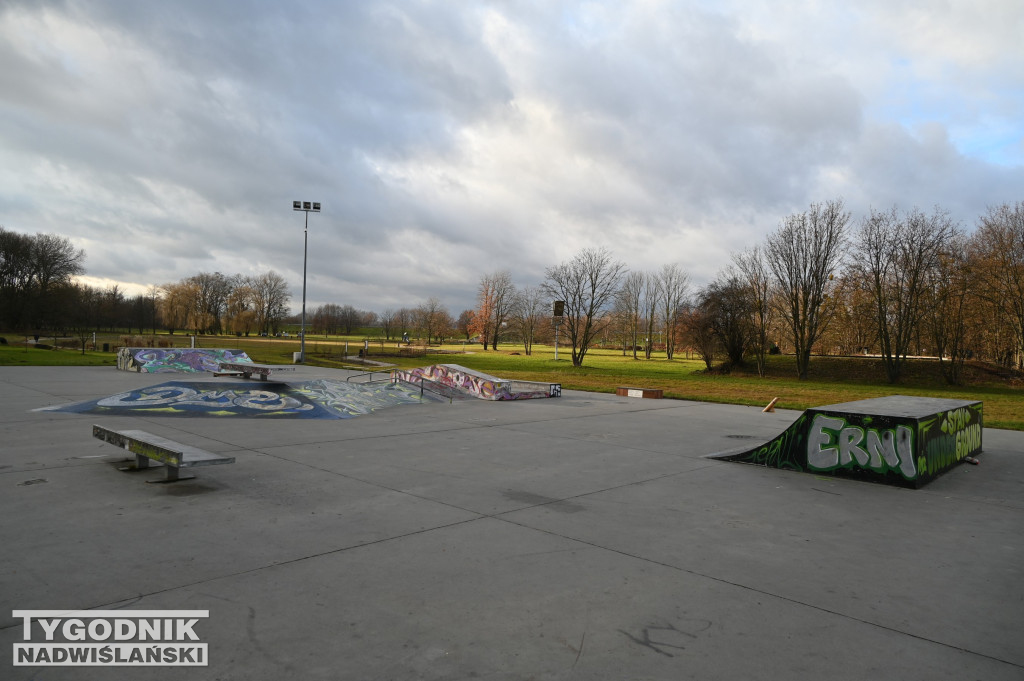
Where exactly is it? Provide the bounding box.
[117,347,253,373]
[39,378,442,419]
[713,395,983,488]
[392,364,560,400]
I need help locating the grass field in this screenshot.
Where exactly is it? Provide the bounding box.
[2,334,1022,430]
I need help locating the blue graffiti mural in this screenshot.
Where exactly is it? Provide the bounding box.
[40,379,440,419]
[49,381,330,418]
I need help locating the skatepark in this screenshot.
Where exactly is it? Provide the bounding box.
[1,362,1022,679]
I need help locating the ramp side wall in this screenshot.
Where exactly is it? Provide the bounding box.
[718,400,982,488]
[392,365,560,400]
[117,348,253,373]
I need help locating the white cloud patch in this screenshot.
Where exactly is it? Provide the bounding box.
[1,0,1021,314]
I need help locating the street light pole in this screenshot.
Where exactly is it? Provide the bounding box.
[292,200,320,363]
[552,300,564,361]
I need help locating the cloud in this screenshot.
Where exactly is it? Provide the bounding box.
[1,0,1021,315]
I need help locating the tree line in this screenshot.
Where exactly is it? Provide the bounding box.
[688,199,1024,384]
[0,227,85,331]
[159,271,290,336]
[464,200,1024,383]
[5,199,1022,383]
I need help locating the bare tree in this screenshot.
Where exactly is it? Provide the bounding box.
[476,271,516,350]
[68,283,102,353]
[971,202,1024,370]
[99,284,126,331]
[30,232,86,300]
[733,247,771,376]
[338,305,363,334]
[456,309,474,340]
[509,285,545,355]
[226,284,257,336]
[379,308,397,340]
[0,228,85,330]
[853,206,957,382]
[396,308,414,340]
[187,272,233,334]
[700,272,753,367]
[680,302,717,370]
[764,199,849,379]
[542,247,626,367]
[924,232,971,384]
[472,281,495,349]
[415,297,449,344]
[160,280,206,334]
[311,303,343,335]
[658,263,690,360]
[641,272,660,359]
[249,271,291,335]
[822,272,877,356]
[616,271,644,358]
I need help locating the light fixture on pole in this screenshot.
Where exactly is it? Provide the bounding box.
[292,200,320,363]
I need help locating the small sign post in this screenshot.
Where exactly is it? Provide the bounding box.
[552,301,564,361]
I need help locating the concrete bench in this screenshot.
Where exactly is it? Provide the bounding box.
[92,424,235,483]
[218,361,296,380]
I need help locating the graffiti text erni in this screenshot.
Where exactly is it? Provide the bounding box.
[807,414,916,480]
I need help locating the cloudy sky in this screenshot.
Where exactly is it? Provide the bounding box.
[2,1,1022,315]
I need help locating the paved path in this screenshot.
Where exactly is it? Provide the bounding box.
[1,366,1021,680]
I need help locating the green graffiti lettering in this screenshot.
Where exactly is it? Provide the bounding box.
[954,424,982,460]
[807,414,916,479]
[940,408,972,435]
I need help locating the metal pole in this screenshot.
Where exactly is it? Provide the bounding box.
[300,209,308,363]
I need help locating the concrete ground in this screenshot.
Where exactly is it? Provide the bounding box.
[1,365,1021,680]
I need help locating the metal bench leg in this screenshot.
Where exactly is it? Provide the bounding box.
[136,454,151,469]
[146,464,195,484]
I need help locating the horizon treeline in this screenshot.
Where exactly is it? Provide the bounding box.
[3,200,1022,384]
[462,200,1024,383]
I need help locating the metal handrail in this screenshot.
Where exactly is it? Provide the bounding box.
[392,376,455,404]
[346,370,391,384]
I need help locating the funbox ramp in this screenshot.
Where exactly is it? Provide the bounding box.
[713,395,982,488]
[117,347,253,373]
[391,364,561,400]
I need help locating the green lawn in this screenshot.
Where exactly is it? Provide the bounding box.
[0,344,116,366]
[2,334,1021,430]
